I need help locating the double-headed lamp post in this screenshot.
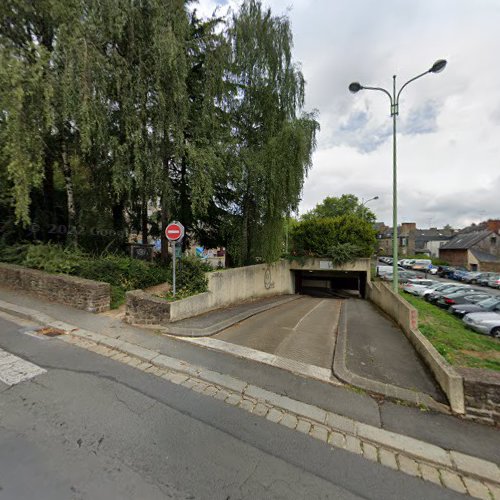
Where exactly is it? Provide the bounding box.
[349,59,447,293]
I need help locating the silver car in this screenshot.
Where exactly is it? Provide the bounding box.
[462,311,500,338]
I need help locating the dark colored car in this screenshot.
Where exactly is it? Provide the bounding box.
[436,266,455,278]
[450,268,469,281]
[426,284,472,303]
[435,291,491,309]
[450,296,500,318]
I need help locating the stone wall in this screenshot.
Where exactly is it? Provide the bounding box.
[125,290,171,325]
[458,368,500,427]
[0,263,110,312]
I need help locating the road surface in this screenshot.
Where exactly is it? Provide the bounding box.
[0,312,464,500]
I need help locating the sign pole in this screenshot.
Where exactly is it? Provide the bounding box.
[172,240,176,297]
[165,221,184,298]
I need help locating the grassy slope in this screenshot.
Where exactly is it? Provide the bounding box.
[401,292,500,371]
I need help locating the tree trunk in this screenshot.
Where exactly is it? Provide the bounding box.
[141,194,148,245]
[61,142,77,246]
[160,195,170,264]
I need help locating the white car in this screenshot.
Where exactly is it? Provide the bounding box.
[462,311,500,338]
[402,279,439,296]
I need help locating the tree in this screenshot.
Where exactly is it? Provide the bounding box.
[218,0,319,265]
[302,194,376,223]
[290,214,377,264]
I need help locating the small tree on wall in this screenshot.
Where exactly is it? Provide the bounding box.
[289,215,377,265]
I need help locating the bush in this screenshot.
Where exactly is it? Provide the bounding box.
[0,243,171,308]
[23,243,85,274]
[165,256,212,300]
[76,255,169,291]
[290,215,376,263]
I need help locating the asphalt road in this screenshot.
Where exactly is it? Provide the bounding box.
[0,314,465,500]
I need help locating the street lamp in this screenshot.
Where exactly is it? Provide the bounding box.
[349,59,447,292]
[361,195,379,206]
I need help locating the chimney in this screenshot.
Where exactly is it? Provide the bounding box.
[486,219,500,234]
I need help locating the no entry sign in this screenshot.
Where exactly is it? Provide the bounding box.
[165,221,184,241]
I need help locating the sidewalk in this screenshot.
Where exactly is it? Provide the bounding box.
[0,288,498,462]
[333,298,448,411]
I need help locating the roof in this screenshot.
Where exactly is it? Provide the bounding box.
[440,230,492,250]
[470,248,500,263]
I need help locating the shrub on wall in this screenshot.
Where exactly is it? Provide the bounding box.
[290,215,376,264]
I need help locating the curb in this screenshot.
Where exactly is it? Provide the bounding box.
[2,298,499,491]
[333,302,450,414]
[157,295,301,336]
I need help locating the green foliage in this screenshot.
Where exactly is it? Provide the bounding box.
[0,0,317,267]
[23,242,84,274]
[302,194,376,223]
[0,243,170,308]
[77,255,170,292]
[290,215,377,263]
[402,292,500,371]
[165,256,212,300]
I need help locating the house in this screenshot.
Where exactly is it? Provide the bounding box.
[374,222,458,259]
[439,220,500,272]
[375,222,416,257]
[414,227,455,258]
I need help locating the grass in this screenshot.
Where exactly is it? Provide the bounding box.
[401,292,500,371]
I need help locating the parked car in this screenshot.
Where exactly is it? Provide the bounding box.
[487,275,500,289]
[437,266,455,278]
[402,279,438,295]
[415,282,448,297]
[478,272,496,286]
[462,311,500,338]
[428,266,439,275]
[450,296,500,318]
[461,271,482,283]
[399,259,415,269]
[450,268,469,281]
[422,283,457,299]
[410,259,432,271]
[376,265,405,277]
[426,284,472,303]
[380,270,417,283]
[463,272,491,284]
[435,291,491,309]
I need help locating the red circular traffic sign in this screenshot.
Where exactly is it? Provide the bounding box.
[165,221,184,241]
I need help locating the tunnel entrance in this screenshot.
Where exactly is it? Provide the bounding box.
[294,270,367,298]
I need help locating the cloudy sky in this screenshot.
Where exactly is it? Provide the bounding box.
[194,0,500,229]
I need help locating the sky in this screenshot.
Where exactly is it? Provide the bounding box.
[194,0,500,229]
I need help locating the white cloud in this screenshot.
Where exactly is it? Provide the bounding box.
[195,0,500,228]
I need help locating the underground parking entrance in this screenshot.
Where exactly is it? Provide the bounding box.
[293,269,367,299]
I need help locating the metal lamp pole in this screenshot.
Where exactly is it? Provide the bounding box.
[349,59,447,293]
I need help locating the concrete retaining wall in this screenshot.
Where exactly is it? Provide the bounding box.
[0,262,110,313]
[366,281,465,414]
[458,368,500,427]
[126,260,295,324]
[289,257,371,280]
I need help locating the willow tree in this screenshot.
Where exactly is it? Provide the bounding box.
[0,0,55,227]
[224,0,319,265]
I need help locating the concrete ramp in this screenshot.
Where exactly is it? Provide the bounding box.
[341,298,446,403]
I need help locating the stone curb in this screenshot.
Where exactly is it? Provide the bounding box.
[333,302,450,414]
[2,298,499,489]
[158,295,301,336]
[70,326,500,487]
[174,336,339,385]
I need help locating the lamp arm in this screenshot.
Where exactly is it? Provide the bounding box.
[361,86,393,107]
[396,70,429,104]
